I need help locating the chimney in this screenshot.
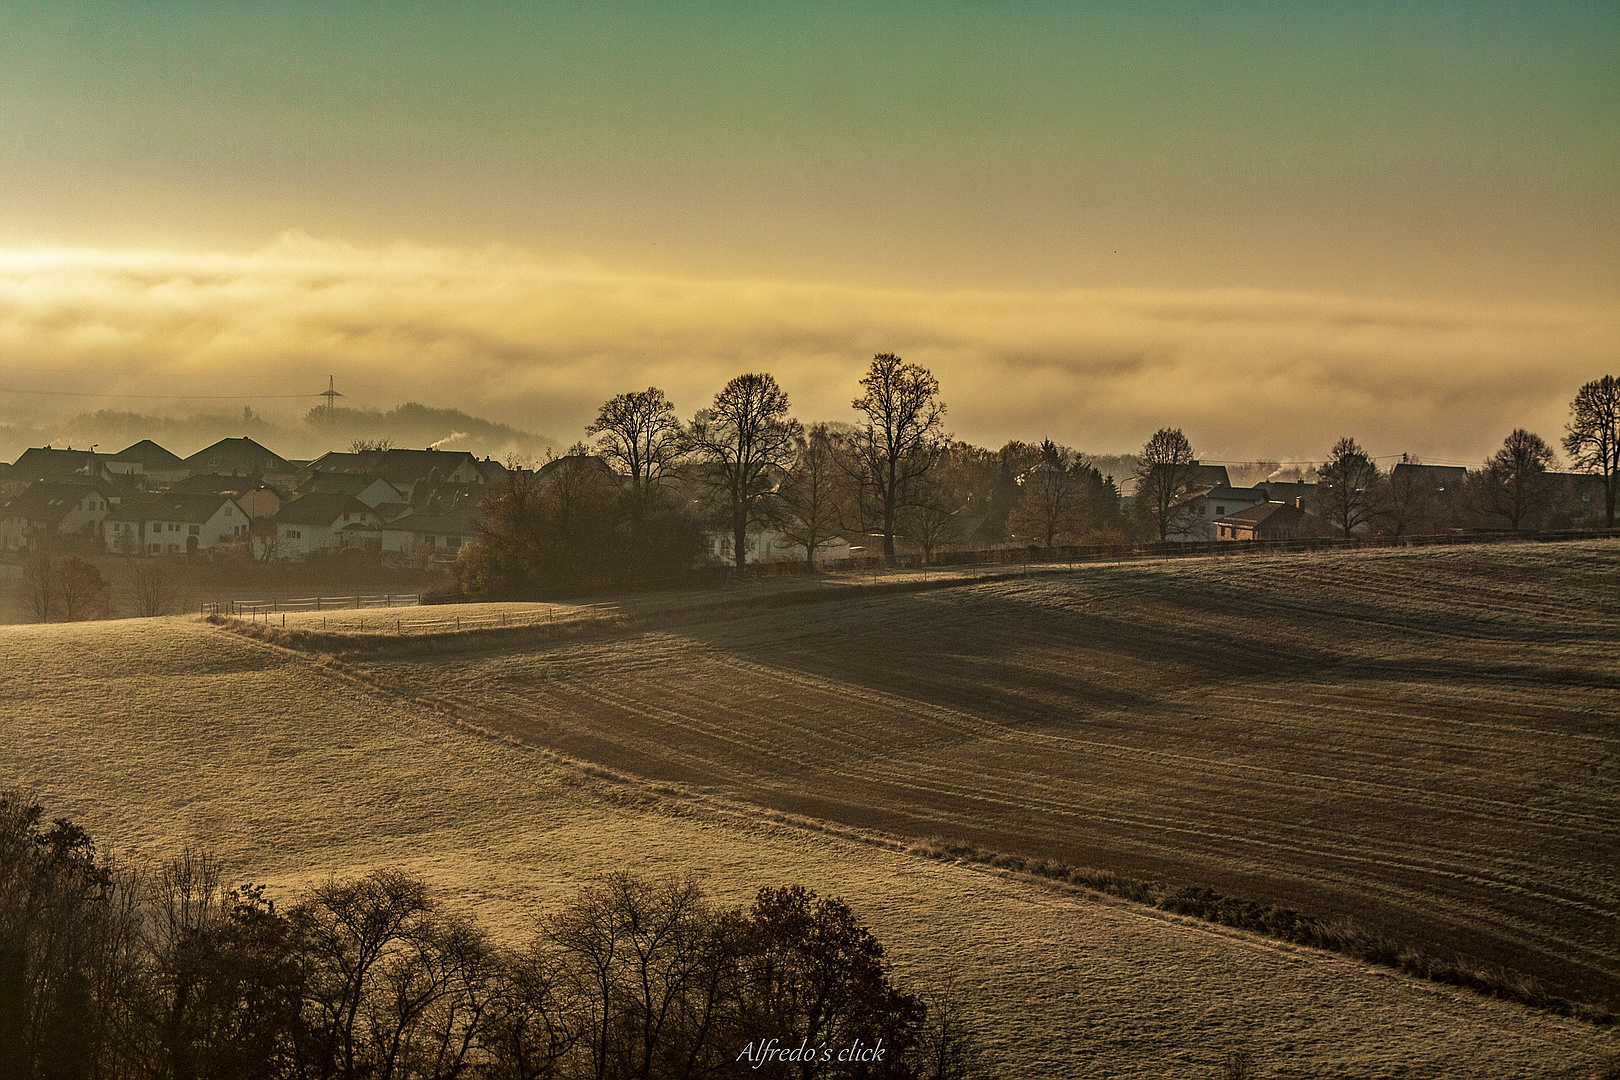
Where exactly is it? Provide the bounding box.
[1295,497,1303,509]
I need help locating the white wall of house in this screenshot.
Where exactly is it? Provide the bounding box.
[112,500,249,555]
[277,508,382,558]
[706,529,853,564]
[380,526,471,557]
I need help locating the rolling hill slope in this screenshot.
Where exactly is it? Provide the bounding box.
[344,540,1620,1013]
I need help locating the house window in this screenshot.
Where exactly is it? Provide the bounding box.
[288,530,301,540]
[1215,506,1226,515]
[189,525,200,535]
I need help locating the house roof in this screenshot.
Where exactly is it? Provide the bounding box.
[167,473,256,495]
[1188,463,1232,489]
[1214,502,1308,531]
[383,504,481,536]
[306,447,487,485]
[11,446,104,482]
[274,492,376,526]
[296,471,398,497]
[105,492,239,524]
[182,437,291,475]
[1196,485,1268,503]
[1390,463,1467,491]
[3,481,113,521]
[110,439,185,469]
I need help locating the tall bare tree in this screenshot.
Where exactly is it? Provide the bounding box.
[55,556,108,621]
[845,353,949,557]
[1132,428,1202,542]
[1009,440,1090,547]
[1564,374,1619,527]
[769,424,842,570]
[586,388,686,513]
[1471,428,1556,530]
[21,550,54,622]
[127,559,171,618]
[1318,436,1382,538]
[688,373,801,571]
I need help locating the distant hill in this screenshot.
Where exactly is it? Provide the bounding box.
[0,404,554,465]
[302,403,553,462]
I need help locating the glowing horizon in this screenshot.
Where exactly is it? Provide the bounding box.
[0,3,1615,463]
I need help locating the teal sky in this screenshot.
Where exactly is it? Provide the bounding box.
[3,2,1616,299]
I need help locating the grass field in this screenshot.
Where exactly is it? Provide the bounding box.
[2,540,1617,1074]
[329,539,1620,1018]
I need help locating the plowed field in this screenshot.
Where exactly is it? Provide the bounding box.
[350,540,1620,1012]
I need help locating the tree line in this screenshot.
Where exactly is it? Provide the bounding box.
[461,365,1617,597]
[0,791,993,1080]
[459,354,1125,597]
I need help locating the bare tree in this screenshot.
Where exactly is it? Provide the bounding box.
[1471,428,1556,530]
[769,424,842,570]
[349,438,394,453]
[1564,374,1619,527]
[1318,436,1382,538]
[586,388,686,513]
[845,353,949,557]
[251,517,282,562]
[21,550,54,622]
[689,373,801,572]
[1009,440,1088,547]
[1132,428,1202,542]
[127,559,171,617]
[57,557,108,615]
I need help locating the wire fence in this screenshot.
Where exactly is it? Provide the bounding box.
[205,594,423,617]
[217,599,622,634]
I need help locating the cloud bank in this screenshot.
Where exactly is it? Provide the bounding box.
[1,233,1613,463]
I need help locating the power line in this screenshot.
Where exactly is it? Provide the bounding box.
[0,387,321,400]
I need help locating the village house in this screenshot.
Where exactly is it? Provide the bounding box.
[381,503,480,562]
[295,471,407,511]
[10,446,127,488]
[0,481,119,553]
[182,437,296,488]
[1172,484,1270,540]
[102,493,249,555]
[104,439,189,486]
[706,529,854,565]
[272,493,383,559]
[302,447,497,489]
[1214,501,1310,541]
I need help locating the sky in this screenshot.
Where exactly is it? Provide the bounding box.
[0,2,1616,462]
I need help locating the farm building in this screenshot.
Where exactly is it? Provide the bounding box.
[1214,501,1309,541]
[272,493,383,558]
[103,493,250,555]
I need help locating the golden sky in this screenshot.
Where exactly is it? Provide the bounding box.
[1,4,1615,461]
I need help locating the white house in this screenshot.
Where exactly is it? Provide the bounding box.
[103,493,249,555]
[706,529,853,566]
[1168,485,1270,541]
[381,504,480,561]
[272,493,383,559]
[295,470,406,509]
[1,482,118,552]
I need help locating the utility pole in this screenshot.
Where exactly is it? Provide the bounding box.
[320,376,342,426]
